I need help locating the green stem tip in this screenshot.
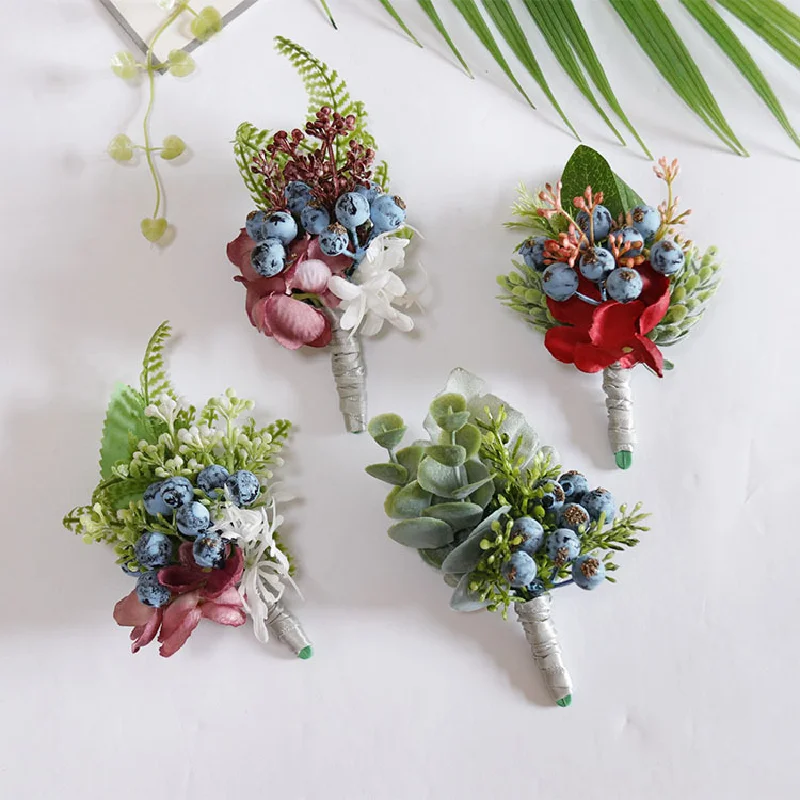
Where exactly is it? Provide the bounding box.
[556,694,572,707]
[298,645,314,660]
[614,450,633,470]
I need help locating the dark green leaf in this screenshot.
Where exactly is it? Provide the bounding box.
[365,462,409,485]
[419,544,455,570]
[388,517,454,548]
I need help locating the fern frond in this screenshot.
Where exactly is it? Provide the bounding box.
[233,122,274,210]
[140,321,176,405]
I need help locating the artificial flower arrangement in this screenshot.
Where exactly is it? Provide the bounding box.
[63,323,311,659]
[499,145,721,468]
[228,37,420,433]
[365,369,650,706]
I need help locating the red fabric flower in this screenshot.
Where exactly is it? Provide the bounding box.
[544,262,670,376]
[112,544,246,657]
[227,230,351,350]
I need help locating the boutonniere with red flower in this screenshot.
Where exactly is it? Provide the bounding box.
[63,323,311,659]
[228,38,423,433]
[499,146,721,468]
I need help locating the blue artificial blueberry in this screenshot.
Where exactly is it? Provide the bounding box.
[558,503,590,533]
[284,181,313,215]
[250,238,286,278]
[318,224,350,257]
[526,578,546,597]
[193,531,226,569]
[335,192,370,229]
[369,194,406,233]
[355,181,383,204]
[650,238,685,276]
[581,488,616,522]
[615,226,645,258]
[579,246,615,282]
[558,471,589,503]
[519,235,549,273]
[197,464,230,497]
[224,470,261,507]
[545,528,581,564]
[629,205,661,241]
[606,267,643,303]
[501,551,538,588]
[159,477,194,510]
[245,210,269,242]
[264,210,299,245]
[136,571,171,608]
[576,204,613,241]
[134,531,174,568]
[511,517,545,556]
[301,203,332,236]
[175,500,211,537]
[572,554,606,590]
[143,481,171,517]
[539,481,565,514]
[541,263,579,302]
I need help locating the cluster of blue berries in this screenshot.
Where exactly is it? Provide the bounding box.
[132,466,261,608]
[246,180,407,278]
[520,202,685,306]
[499,471,615,594]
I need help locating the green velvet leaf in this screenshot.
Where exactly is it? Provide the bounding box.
[441,505,510,573]
[368,413,406,450]
[469,476,496,509]
[396,445,425,481]
[418,544,455,570]
[99,384,148,480]
[430,393,466,419]
[386,481,433,519]
[365,462,409,485]
[389,518,454,548]
[560,145,643,222]
[423,502,484,531]
[426,445,467,467]
[454,423,481,459]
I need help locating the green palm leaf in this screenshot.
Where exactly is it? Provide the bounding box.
[319,0,337,28]
[417,0,473,75]
[717,0,800,70]
[376,0,422,46]
[681,0,800,148]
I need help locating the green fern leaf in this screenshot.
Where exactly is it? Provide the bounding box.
[140,321,176,405]
[649,246,721,347]
[233,122,275,210]
[99,383,149,480]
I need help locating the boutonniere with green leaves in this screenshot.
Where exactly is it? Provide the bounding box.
[498,146,721,468]
[365,369,650,706]
[227,37,423,434]
[63,323,311,659]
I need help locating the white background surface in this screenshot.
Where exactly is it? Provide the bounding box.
[2,1,800,798]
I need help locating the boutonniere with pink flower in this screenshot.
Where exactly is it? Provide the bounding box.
[63,323,311,659]
[228,37,422,433]
[499,146,721,468]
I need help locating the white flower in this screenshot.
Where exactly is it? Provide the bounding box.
[144,393,187,427]
[327,233,419,336]
[213,498,298,643]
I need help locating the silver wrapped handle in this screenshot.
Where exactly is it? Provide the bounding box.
[327,308,367,433]
[267,603,313,660]
[515,594,573,706]
[603,364,635,469]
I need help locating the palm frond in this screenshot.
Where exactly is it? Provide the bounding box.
[376,0,421,46]
[417,0,473,75]
[319,0,337,28]
[717,0,800,70]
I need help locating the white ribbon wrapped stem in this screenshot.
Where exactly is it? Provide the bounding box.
[266,603,312,658]
[603,364,635,457]
[515,594,573,706]
[327,308,367,434]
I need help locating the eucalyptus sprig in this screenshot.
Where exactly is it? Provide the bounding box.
[108,1,223,243]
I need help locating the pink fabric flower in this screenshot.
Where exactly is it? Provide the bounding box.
[112,544,247,657]
[228,230,351,350]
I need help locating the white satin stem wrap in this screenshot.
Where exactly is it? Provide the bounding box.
[602,364,635,455]
[515,594,573,704]
[266,603,310,656]
[328,308,366,433]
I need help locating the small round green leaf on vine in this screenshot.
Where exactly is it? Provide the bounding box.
[190,7,223,42]
[141,218,169,243]
[160,135,186,161]
[111,51,140,80]
[108,134,134,162]
[167,49,195,78]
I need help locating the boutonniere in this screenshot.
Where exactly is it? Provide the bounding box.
[228,38,422,433]
[499,146,721,468]
[365,369,650,706]
[64,323,310,659]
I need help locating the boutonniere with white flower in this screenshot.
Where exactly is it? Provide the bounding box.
[227,37,424,433]
[63,322,311,659]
